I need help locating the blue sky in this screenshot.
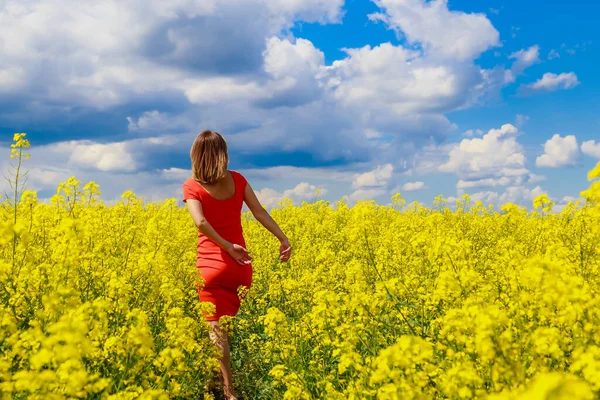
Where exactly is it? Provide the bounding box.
[0,0,598,209]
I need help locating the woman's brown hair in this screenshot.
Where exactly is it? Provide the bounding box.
[190,130,229,184]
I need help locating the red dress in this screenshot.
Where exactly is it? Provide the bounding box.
[182,170,252,321]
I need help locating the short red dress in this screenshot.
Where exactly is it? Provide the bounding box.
[182,170,253,321]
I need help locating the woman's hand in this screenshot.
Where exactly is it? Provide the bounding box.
[279,239,292,262]
[226,243,252,265]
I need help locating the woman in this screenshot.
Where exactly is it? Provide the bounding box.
[182,130,292,399]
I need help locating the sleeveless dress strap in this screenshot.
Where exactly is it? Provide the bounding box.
[230,170,247,200]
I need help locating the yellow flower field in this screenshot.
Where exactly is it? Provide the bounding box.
[1,134,600,399]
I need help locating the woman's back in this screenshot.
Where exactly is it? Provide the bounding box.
[197,171,237,201]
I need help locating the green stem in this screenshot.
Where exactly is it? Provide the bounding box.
[12,147,22,270]
[363,229,418,337]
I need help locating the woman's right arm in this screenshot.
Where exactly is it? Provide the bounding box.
[185,199,252,265]
[243,183,292,262]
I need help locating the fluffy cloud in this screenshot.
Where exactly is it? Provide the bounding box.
[462,129,484,137]
[371,0,500,61]
[0,0,341,115]
[436,123,553,197]
[255,182,327,208]
[347,188,388,203]
[401,181,427,192]
[265,0,345,24]
[457,177,511,190]
[160,167,191,182]
[66,142,136,172]
[581,140,600,159]
[0,147,181,202]
[456,173,544,190]
[439,124,526,179]
[30,140,138,173]
[520,72,580,94]
[326,43,482,117]
[127,110,180,133]
[536,134,580,168]
[13,135,177,181]
[352,164,394,189]
[547,49,560,60]
[180,37,327,108]
[264,37,325,79]
[240,165,356,183]
[468,185,545,206]
[515,114,530,128]
[345,163,397,202]
[506,45,540,81]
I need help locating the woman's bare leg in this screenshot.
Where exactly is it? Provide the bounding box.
[208,321,237,398]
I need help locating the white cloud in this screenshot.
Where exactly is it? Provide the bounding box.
[51,141,136,172]
[318,0,505,130]
[371,0,500,61]
[265,0,345,24]
[462,129,483,137]
[347,188,387,203]
[401,181,426,191]
[402,143,456,176]
[4,167,71,194]
[515,114,529,128]
[439,124,526,179]
[363,129,383,139]
[457,177,511,190]
[182,77,265,105]
[521,72,580,93]
[161,167,191,182]
[259,36,326,105]
[0,147,178,203]
[511,26,520,39]
[528,173,546,184]
[547,49,560,60]
[434,123,554,200]
[536,134,580,168]
[0,66,26,92]
[352,164,394,189]
[255,182,327,208]
[581,140,600,159]
[468,185,545,206]
[240,165,356,183]
[264,37,324,79]
[127,110,170,132]
[0,0,342,109]
[21,135,177,178]
[509,45,540,77]
[456,171,545,190]
[326,42,484,117]
[179,33,329,107]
